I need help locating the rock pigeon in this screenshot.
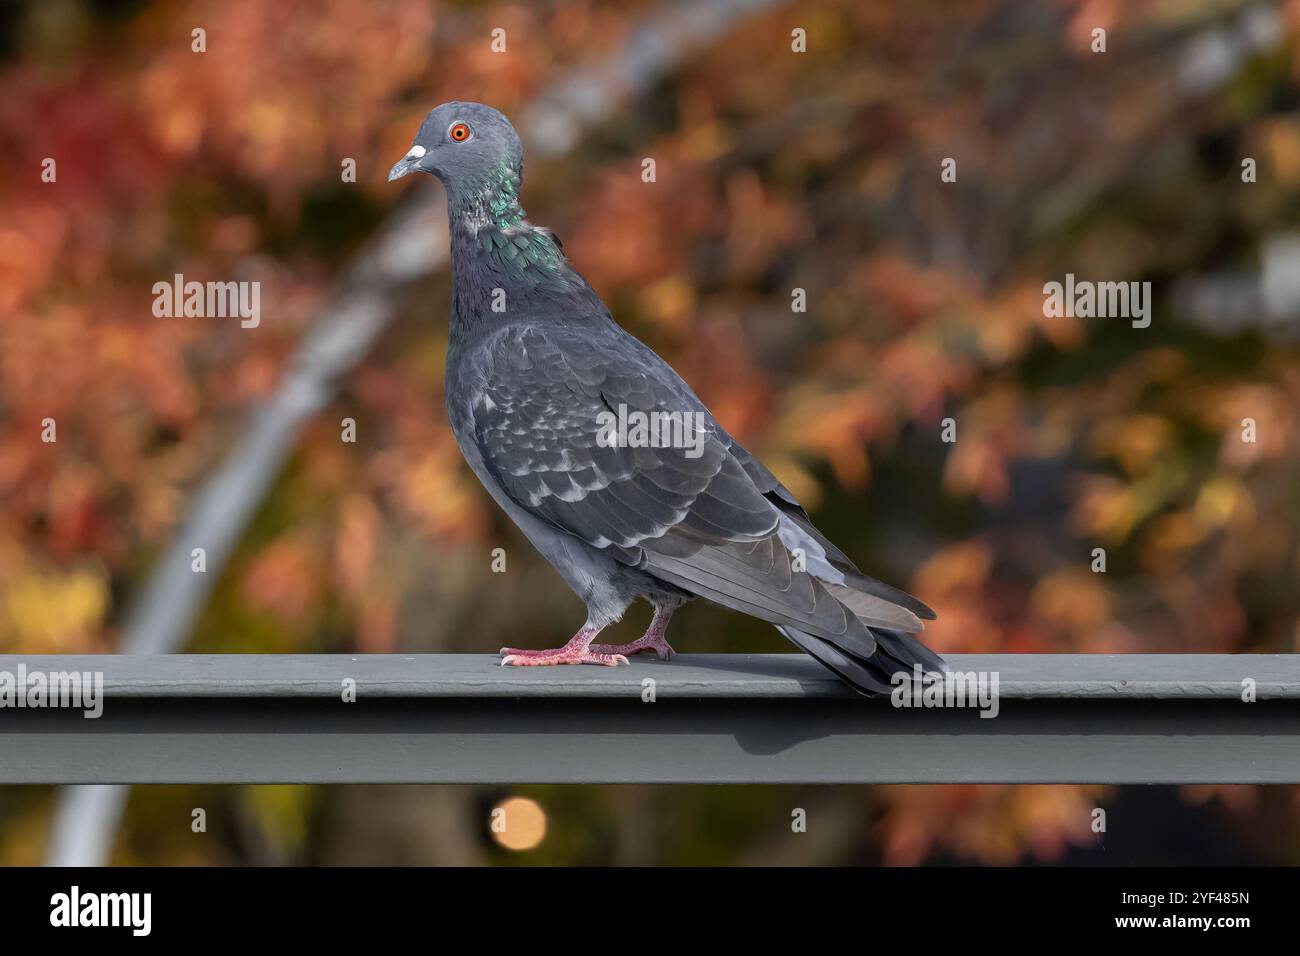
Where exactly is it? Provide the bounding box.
[389,102,945,695]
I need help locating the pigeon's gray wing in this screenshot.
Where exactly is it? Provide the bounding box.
[473,323,773,550]
[468,322,930,672]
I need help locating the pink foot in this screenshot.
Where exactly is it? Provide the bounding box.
[499,646,628,667]
[590,631,675,660]
[499,627,628,667]
[590,602,678,660]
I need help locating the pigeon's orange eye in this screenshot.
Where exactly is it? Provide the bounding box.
[449,122,472,143]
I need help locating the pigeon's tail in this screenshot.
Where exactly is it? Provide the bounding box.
[778,624,948,698]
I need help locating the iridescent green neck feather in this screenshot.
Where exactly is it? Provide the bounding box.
[449,159,526,231]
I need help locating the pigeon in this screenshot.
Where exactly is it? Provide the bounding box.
[388,102,946,695]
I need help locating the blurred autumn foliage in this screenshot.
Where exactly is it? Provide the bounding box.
[2,0,1300,865]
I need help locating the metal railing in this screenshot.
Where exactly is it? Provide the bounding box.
[3,653,1297,784]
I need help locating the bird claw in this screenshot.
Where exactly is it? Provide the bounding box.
[590,633,675,660]
[498,612,674,667]
[500,648,629,667]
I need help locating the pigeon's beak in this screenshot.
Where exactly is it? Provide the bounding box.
[387,144,427,182]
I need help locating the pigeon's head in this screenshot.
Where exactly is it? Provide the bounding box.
[388,102,523,196]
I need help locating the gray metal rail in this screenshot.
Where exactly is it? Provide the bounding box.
[3,654,1298,784]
